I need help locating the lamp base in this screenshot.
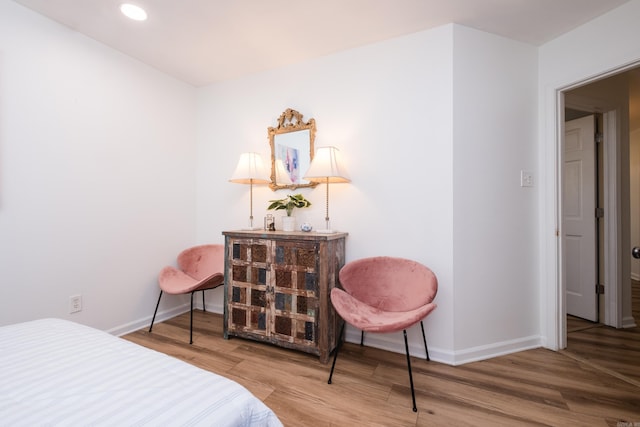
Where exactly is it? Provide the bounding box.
[242,226,264,231]
[315,229,336,234]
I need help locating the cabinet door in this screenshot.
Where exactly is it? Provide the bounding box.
[271,240,319,346]
[228,239,270,337]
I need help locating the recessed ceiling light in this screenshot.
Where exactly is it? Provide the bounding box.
[120,4,147,21]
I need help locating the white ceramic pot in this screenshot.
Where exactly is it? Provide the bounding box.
[281,216,296,232]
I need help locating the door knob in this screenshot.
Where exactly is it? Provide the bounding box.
[633,247,640,259]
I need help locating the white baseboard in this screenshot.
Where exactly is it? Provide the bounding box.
[444,335,542,365]
[345,328,542,366]
[109,301,225,338]
[195,300,224,315]
[108,303,189,336]
[622,315,638,329]
[112,306,541,366]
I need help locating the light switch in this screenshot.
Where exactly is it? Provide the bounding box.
[520,170,533,187]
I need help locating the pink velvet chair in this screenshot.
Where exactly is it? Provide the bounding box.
[149,244,225,344]
[328,256,438,412]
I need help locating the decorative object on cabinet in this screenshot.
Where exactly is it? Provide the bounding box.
[230,152,271,230]
[264,214,275,231]
[222,229,347,364]
[281,216,296,232]
[303,146,351,233]
[327,256,438,412]
[268,108,318,191]
[149,244,225,344]
[267,193,312,232]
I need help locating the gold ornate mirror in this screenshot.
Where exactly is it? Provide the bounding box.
[269,108,318,191]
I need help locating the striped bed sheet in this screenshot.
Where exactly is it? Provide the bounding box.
[0,318,282,427]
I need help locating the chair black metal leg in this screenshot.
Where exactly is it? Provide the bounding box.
[149,291,163,332]
[328,322,346,384]
[189,292,194,344]
[360,330,365,346]
[403,329,418,412]
[202,290,206,312]
[420,321,430,361]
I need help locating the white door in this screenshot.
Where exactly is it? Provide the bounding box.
[563,115,598,321]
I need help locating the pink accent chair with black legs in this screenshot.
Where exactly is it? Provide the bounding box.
[149,244,225,344]
[327,256,438,412]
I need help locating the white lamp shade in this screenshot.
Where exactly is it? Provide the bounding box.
[229,152,271,184]
[274,158,294,185]
[303,146,351,183]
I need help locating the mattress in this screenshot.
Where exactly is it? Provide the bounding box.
[0,318,282,426]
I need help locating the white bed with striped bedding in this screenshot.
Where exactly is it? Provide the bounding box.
[0,318,282,426]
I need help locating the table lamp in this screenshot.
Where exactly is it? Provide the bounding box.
[303,146,350,233]
[230,152,271,230]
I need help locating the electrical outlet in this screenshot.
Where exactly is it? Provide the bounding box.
[69,295,82,313]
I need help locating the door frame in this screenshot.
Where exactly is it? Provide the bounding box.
[556,72,631,348]
[601,110,623,328]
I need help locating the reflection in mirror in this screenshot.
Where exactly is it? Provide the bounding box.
[269,108,318,191]
[275,130,310,184]
[274,158,293,185]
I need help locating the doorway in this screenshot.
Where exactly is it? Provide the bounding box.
[560,66,640,340]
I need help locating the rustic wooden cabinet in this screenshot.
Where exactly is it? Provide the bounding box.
[222,230,347,363]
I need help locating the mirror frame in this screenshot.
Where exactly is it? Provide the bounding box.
[268,108,318,191]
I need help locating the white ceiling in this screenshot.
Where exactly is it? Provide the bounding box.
[12,0,631,87]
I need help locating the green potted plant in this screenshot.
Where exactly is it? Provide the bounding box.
[267,194,312,231]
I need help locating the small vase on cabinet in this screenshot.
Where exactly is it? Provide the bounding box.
[281,216,296,232]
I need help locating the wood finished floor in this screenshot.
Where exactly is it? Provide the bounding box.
[123,299,640,426]
[565,280,640,387]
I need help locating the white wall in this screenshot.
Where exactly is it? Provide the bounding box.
[452,26,539,361]
[7,0,637,364]
[197,25,457,359]
[539,0,640,347]
[3,2,542,364]
[197,24,540,364]
[0,1,198,333]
